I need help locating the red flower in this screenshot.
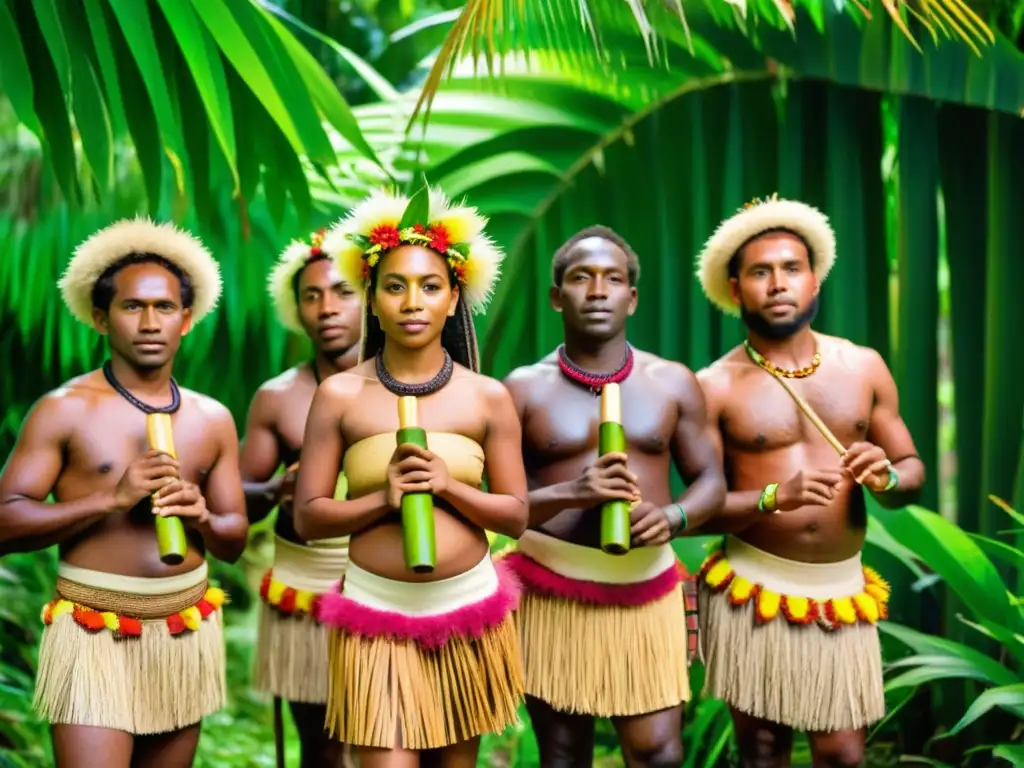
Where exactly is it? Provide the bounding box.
[361,260,371,281]
[279,588,296,614]
[166,614,186,635]
[196,599,215,619]
[369,225,400,249]
[118,617,143,637]
[73,607,106,632]
[259,570,271,600]
[413,224,426,234]
[427,225,449,254]
[307,245,323,260]
[310,595,322,621]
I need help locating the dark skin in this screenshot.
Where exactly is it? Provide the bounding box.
[293,245,529,768]
[0,262,248,767]
[239,257,361,768]
[696,232,925,768]
[503,237,726,768]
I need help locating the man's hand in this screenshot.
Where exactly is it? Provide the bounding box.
[574,453,640,507]
[276,462,299,515]
[112,451,180,513]
[629,501,672,546]
[841,442,892,491]
[385,444,452,509]
[153,480,210,527]
[775,469,846,511]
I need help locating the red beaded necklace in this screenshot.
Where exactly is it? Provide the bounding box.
[557,343,634,395]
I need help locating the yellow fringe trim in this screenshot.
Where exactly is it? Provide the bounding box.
[699,550,890,630]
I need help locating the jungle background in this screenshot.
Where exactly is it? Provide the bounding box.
[1,0,1023,766]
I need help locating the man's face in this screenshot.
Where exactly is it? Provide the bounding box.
[93,262,191,369]
[729,232,819,339]
[550,237,637,341]
[297,258,362,355]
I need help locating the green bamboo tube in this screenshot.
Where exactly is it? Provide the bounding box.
[146,413,188,566]
[397,397,436,573]
[599,383,630,555]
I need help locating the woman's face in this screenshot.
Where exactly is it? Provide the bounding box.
[371,245,459,349]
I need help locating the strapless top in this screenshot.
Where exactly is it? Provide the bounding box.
[343,432,485,499]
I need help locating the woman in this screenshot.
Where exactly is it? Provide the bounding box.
[293,186,528,766]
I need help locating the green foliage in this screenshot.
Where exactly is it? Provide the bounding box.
[872,498,1024,763]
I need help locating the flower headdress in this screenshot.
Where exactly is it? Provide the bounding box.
[267,228,334,334]
[322,185,504,314]
[695,193,837,316]
[58,217,222,327]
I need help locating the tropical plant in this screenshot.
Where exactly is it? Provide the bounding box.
[412,0,1004,122]
[872,496,1024,765]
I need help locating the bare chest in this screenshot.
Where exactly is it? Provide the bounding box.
[525,385,675,461]
[721,372,873,452]
[274,395,314,459]
[66,408,220,484]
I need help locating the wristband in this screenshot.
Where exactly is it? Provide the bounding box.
[881,466,899,492]
[758,483,780,514]
[665,503,688,534]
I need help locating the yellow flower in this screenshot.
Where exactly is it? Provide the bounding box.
[705,559,734,589]
[728,576,757,605]
[294,590,314,614]
[831,597,857,624]
[205,587,227,609]
[101,612,120,632]
[757,588,781,622]
[181,606,203,631]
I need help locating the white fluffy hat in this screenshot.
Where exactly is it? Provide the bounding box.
[696,195,837,316]
[267,231,328,334]
[59,217,222,327]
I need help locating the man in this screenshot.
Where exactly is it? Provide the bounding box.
[694,195,925,768]
[502,226,726,768]
[240,230,361,768]
[0,219,248,766]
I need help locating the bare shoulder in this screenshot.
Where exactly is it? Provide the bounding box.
[30,370,107,422]
[182,388,235,429]
[319,362,375,406]
[637,350,696,387]
[255,364,307,399]
[695,346,749,400]
[819,334,890,377]
[459,368,516,409]
[502,354,559,401]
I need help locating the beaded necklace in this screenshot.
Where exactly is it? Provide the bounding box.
[557,343,634,395]
[375,349,454,397]
[102,360,181,414]
[743,339,821,379]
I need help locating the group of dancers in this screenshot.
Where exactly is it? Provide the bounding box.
[0,187,925,768]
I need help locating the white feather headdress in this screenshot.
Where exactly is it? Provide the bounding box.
[321,185,504,314]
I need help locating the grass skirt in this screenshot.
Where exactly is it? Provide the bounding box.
[318,555,524,750]
[698,536,888,732]
[254,536,349,704]
[503,531,691,718]
[34,561,227,735]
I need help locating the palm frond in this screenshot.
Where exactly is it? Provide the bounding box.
[408,0,997,128]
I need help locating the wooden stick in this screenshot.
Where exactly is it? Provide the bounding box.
[770,374,847,456]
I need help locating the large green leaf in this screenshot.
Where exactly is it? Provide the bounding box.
[882,505,1018,629]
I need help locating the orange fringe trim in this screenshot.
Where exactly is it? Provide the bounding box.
[698,550,890,631]
[258,569,322,620]
[40,587,228,637]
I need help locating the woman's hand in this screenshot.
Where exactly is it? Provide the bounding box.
[385,443,452,509]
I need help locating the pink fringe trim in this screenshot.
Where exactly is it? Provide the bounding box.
[316,559,521,651]
[503,551,685,607]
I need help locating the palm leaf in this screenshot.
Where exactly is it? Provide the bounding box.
[409,0,998,126]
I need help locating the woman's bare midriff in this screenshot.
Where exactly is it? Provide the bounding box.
[59,516,206,579]
[349,507,489,582]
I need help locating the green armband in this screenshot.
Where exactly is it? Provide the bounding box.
[881,466,899,492]
[758,483,780,514]
[666,503,688,534]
